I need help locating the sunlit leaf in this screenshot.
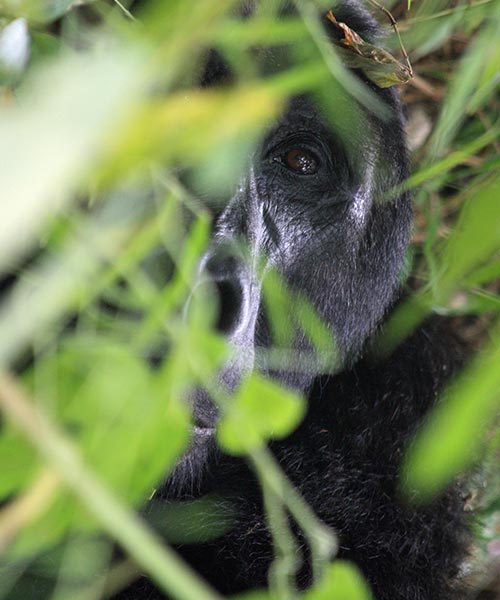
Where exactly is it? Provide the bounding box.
[0,45,144,271]
[98,86,282,193]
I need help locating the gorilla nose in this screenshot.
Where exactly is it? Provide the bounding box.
[202,249,246,335]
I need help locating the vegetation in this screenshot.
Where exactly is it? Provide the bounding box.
[0,0,499,598]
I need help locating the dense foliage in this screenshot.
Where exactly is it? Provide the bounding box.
[0,0,499,598]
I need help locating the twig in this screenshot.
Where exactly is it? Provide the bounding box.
[409,74,444,102]
[366,0,414,78]
[249,447,337,584]
[112,0,138,22]
[261,477,300,600]
[293,0,387,116]
[201,376,337,586]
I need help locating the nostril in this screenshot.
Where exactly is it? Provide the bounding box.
[204,253,239,279]
[215,277,243,334]
[200,244,247,335]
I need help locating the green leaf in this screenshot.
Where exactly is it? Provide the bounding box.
[0,43,144,271]
[261,268,295,347]
[231,592,275,600]
[428,12,500,157]
[147,496,237,544]
[437,173,500,300]
[217,374,305,454]
[465,261,500,287]
[0,0,85,23]
[99,85,282,191]
[0,429,38,498]
[261,268,340,372]
[374,173,500,359]
[7,338,190,557]
[402,320,500,502]
[56,339,190,501]
[30,31,62,63]
[303,560,373,600]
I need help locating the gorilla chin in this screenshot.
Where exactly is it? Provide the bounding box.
[120,2,470,599]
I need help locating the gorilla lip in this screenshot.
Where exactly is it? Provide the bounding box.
[193,425,215,437]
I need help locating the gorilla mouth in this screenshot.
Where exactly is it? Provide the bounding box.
[162,415,219,498]
[191,386,219,424]
[193,425,216,438]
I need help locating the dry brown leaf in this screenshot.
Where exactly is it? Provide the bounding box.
[326,10,413,88]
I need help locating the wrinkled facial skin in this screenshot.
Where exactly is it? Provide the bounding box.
[164,3,412,497]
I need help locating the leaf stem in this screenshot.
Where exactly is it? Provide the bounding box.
[249,446,337,584]
[261,475,300,599]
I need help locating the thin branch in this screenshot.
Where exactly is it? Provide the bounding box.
[366,0,413,78]
[249,447,338,585]
[112,0,138,22]
[261,477,300,600]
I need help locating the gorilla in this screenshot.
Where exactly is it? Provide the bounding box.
[118,1,469,598]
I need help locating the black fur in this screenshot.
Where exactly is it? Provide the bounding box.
[116,2,469,598]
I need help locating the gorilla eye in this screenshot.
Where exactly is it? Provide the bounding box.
[283,147,319,175]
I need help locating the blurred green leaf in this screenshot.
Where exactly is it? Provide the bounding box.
[98,85,282,192]
[437,173,500,300]
[428,10,500,158]
[261,269,339,373]
[403,320,500,502]
[147,496,237,544]
[231,592,274,600]
[136,212,212,349]
[0,0,89,23]
[303,560,373,600]
[30,31,62,63]
[0,375,221,600]
[395,127,500,196]
[0,189,151,369]
[7,338,189,557]
[0,429,38,498]
[375,173,500,358]
[217,374,305,454]
[466,261,500,287]
[0,44,145,272]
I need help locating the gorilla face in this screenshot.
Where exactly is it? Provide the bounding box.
[166,2,412,496]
